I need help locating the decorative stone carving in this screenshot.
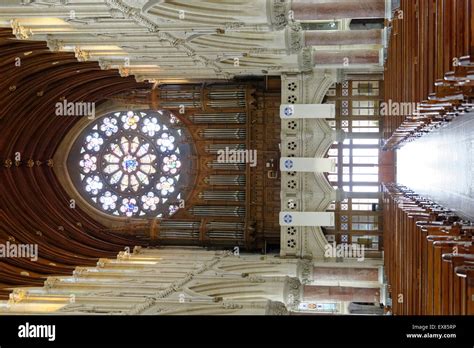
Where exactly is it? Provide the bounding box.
[97,258,108,268]
[224,22,246,30]
[268,0,290,30]
[298,47,313,72]
[119,66,130,77]
[74,47,90,62]
[44,277,60,289]
[265,300,289,315]
[286,24,304,54]
[10,20,32,40]
[47,38,64,52]
[297,259,313,284]
[283,276,302,307]
[248,275,266,283]
[222,302,244,309]
[73,267,89,277]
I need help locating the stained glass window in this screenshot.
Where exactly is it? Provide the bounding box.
[68,110,193,218]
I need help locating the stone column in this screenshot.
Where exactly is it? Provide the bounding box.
[313,267,379,282]
[305,30,383,46]
[303,285,380,302]
[291,0,385,21]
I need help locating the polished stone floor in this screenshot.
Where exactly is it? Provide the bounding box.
[397,113,474,221]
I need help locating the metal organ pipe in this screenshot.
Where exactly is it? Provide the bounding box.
[190,113,246,124]
[206,175,246,185]
[190,206,245,217]
[199,191,245,201]
[201,129,246,139]
[207,161,246,170]
[205,144,246,154]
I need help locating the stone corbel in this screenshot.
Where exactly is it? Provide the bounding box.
[44,277,60,289]
[119,66,131,77]
[47,38,64,52]
[74,46,90,62]
[10,19,32,40]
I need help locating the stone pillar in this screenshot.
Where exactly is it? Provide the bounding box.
[303,285,380,302]
[291,0,385,21]
[305,30,383,46]
[313,50,380,66]
[313,267,379,282]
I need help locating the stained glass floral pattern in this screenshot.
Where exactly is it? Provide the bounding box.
[100,117,118,137]
[71,110,187,218]
[79,154,97,173]
[86,132,103,152]
[157,133,175,152]
[156,176,175,195]
[162,154,181,174]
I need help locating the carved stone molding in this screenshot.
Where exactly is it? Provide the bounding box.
[286,24,304,54]
[22,0,68,5]
[267,0,290,30]
[283,276,302,306]
[298,47,313,72]
[296,259,313,284]
[222,302,244,310]
[265,300,289,315]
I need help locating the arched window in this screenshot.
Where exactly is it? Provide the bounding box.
[68,109,194,218]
